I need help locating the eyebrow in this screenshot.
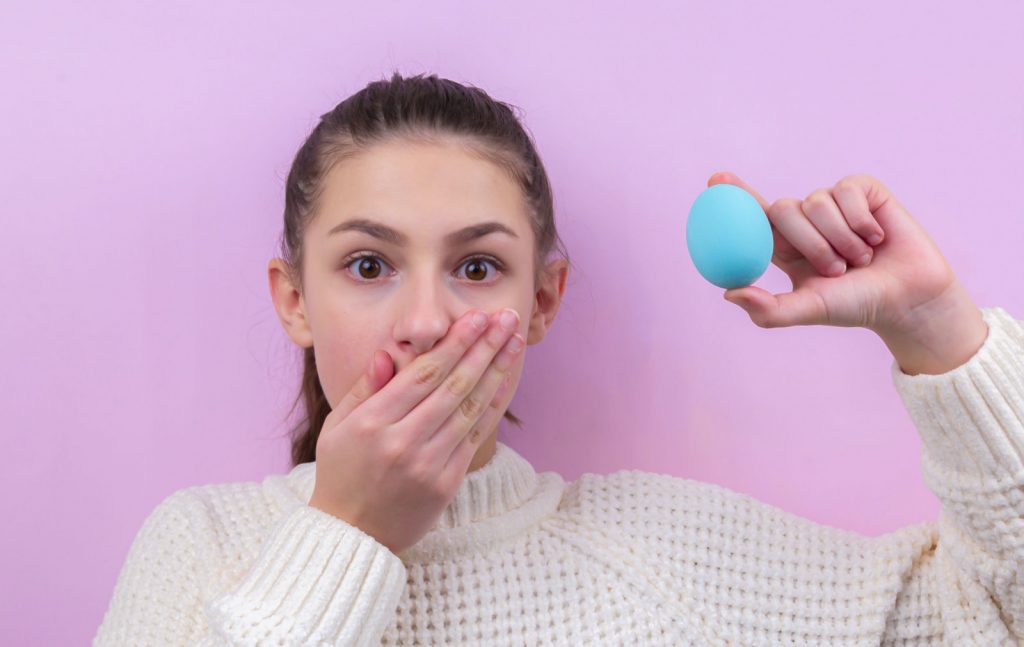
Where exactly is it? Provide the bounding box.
[327,218,519,246]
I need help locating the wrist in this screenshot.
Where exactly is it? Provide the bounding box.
[873,281,988,376]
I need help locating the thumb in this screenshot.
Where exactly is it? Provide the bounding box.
[325,350,395,428]
[724,286,827,328]
[367,349,395,391]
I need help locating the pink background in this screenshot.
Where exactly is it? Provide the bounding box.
[3,1,1023,644]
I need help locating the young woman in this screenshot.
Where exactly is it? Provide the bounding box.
[94,72,1023,646]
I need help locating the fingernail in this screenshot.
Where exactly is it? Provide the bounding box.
[500,308,519,331]
[868,233,883,245]
[856,253,871,266]
[829,260,847,276]
[471,311,488,329]
[508,334,524,353]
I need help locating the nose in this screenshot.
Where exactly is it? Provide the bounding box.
[391,275,461,356]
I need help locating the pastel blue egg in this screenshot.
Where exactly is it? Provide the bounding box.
[686,184,774,289]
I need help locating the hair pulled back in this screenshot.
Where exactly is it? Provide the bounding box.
[277,71,571,468]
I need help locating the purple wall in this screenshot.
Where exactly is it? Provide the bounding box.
[2,1,1022,644]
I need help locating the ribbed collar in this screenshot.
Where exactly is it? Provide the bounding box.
[273,441,566,563]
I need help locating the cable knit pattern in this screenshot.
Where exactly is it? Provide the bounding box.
[94,306,1024,646]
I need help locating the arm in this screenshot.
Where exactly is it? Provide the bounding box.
[581,307,1022,645]
[694,172,1022,642]
[884,305,1024,643]
[93,490,407,646]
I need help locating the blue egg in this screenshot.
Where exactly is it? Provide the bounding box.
[686,184,774,289]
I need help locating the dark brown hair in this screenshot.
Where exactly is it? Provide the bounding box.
[276,72,572,468]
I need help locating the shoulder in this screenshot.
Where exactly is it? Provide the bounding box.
[134,481,257,547]
[563,467,775,525]
[125,469,309,593]
[140,465,307,551]
[563,468,934,552]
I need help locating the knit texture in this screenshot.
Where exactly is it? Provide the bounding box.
[94,306,1024,646]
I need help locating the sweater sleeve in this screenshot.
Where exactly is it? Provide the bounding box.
[93,492,408,647]
[579,305,1023,646]
[884,304,1024,644]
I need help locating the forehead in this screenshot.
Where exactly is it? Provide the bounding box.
[314,138,528,238]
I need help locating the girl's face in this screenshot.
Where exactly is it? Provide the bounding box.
[270,137,567,459]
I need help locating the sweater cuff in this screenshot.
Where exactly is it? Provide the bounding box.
[204,504,407,645]
[891,306,1024,486]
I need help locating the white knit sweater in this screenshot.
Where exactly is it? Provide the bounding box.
[94,306,1024,646]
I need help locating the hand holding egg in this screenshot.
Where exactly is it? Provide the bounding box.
[688,171,961,336]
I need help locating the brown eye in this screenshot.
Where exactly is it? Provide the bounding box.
[464,258,488,281]
[459,256,504,282]
[342,254,502,284]
[343,254,392,282]
[356,257,382,279]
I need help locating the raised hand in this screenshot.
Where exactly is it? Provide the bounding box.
[708,171,964,337]
[308,307,524,554]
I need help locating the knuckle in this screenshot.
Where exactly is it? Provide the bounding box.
[352,414,381,438]
[854,172,885,192]
[811,240,835,260]
[804,189,830,208]
[458,394,485,421]
[833,178,858,195]
[492,361,511,380]
[768,198,798,220]
[419,464,447,495]
[444,371,473,398]
[845,211,872,229]
[414,361,443,387]
[407,457,434,486]
[432,477,454,499]
[379,438,407,466]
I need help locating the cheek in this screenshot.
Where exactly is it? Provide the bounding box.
[310,316,382,409]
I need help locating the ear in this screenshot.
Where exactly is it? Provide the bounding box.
[268,258,314,348]
[526,257,569,345]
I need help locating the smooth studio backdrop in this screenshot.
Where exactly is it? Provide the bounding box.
[2,2,1022,644]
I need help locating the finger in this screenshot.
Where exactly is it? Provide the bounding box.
[359,308,491,425]
[831,178,885,247]
[429,329,524,464]
[723,285,829,328]
[832,174,896,223]
[443,371,516,480]
[707,171,772,215]
[323,349,396,430]
[768,198,848,277]
[801,189,874,268]
[707,172,809,271]
[399,308,519,443]
[768,220,804,266]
